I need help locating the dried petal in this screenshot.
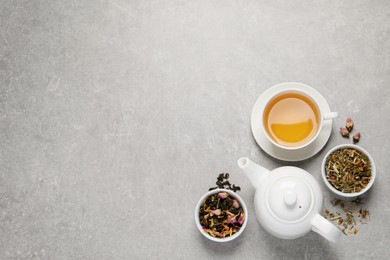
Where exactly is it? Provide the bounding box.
[238,212,245,225]
[340,127,349,138]
[346,118,354,132]
[232,199,240,209]
[227,215,237,224]
[217,192,228,199]
[214,231,224,238]
[210,209,221,216]
[353,132,361,143]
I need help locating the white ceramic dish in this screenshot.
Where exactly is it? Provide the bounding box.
[238,157,342,242]
[321,144,376,198]
[195,189,248,242]
[251,82,333,161]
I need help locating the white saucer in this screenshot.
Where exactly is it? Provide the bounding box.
[251,82,333,162]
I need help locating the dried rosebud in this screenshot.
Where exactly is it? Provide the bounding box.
[238,212,245,225]
[232,199,240,209]
[346,118,354,132]
[340,127,349,138]
[353,132,361,143]
[210,209,221,216]
[217,192,228,199]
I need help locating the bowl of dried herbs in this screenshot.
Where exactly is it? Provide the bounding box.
[321,144,376,198]
[195,189,248,242]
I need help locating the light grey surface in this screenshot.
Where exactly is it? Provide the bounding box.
[1,0,389,259]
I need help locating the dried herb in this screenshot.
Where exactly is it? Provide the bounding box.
[199,192,245,238]
[325,148,372,193]
[209,173,241,192]
[324,198,370,236]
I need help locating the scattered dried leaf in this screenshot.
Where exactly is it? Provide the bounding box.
[323,197,370,236]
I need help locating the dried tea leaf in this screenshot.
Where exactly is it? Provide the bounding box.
[212,173,240,192]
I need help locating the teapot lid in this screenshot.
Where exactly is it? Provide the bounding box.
[266,175,313,222]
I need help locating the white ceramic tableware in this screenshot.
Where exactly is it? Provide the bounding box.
[238,157,342,242]
[321,144,376,199]
[251,82,337,161]
[262,88,338,150]
[195,189,248,242]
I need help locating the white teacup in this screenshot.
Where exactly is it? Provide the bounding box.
[262,88,338,150]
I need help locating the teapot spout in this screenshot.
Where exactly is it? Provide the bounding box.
[237,157,270,189]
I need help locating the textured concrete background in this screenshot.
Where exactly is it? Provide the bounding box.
[1,0,390,259]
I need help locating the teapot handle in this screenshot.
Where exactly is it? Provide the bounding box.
[311,213,342,242]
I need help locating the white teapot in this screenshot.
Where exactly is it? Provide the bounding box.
[238,157,342,242]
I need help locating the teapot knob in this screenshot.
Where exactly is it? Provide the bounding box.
[283,191,297,207]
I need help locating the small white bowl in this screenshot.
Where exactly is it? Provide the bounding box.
[321,144,376,198]
[195,189,248,242]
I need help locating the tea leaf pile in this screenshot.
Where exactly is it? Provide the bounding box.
[325,148,372,193]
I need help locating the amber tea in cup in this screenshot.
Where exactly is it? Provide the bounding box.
[263,91,320,148]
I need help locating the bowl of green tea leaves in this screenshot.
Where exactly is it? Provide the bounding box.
[322,144,376,198]
[195,189,247,242]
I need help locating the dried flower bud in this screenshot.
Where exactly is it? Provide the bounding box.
[232,199,240,209]
[238,212,245,225]
[353,132,361,143]
[346,118,354,132]
[210,209,221,216]
[217,192,228,199]
[340,127,349,138]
